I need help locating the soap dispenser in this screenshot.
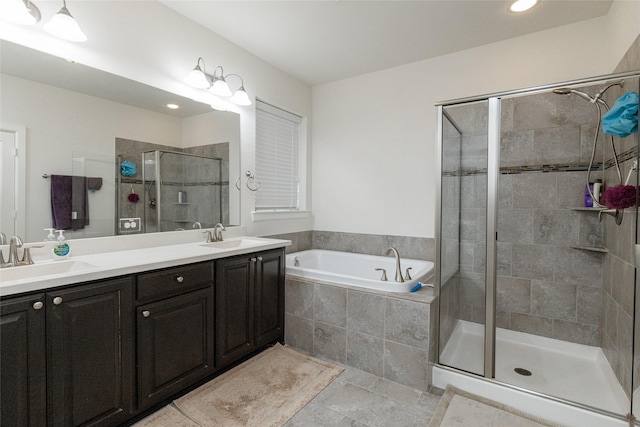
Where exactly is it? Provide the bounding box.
[52,230,71,260]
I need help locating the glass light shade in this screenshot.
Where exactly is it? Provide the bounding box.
[210,79,232,97]
[510,0,538,12]
[2,0,40,25]
[185,67,210,89]
[230,87,251,106]
[44,7,87,42]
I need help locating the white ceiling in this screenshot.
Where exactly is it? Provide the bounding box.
[161,0,613,86]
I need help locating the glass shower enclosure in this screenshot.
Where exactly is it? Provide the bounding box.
[142,150,223,233]
[436,71,640,421]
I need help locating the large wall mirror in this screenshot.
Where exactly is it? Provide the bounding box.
[0,40,241,243]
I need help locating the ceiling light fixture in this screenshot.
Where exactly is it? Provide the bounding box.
[44,0,87,42]
[1,0,41,25]
[510,0,539,13]
[185,57,252,106]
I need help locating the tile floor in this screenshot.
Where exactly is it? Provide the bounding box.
[284,364,443,427]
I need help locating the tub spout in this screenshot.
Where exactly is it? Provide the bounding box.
[385,247,404,282]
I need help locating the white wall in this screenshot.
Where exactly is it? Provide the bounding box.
[0,0,313,238]
[312,2,640,238]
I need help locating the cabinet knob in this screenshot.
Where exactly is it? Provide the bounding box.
[257,256,263,262]
[250,257,257,263]
[176,276,184,283]
[142,310,150,318]
[33,301,44,310]
[52,297,63,305]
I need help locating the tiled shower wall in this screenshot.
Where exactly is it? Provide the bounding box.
[115,138,229,233]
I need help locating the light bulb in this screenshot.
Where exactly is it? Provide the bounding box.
[510,0,538,13]
[210,79,232,97]
[44,5,87,42]
[230,87,251,106]
[185,67,209,89]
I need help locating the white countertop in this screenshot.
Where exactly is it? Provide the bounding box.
[0,227,290,297]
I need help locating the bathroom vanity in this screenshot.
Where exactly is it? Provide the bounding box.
[0,231,287,426]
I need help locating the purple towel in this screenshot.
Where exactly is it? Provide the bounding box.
[50,175,89,230]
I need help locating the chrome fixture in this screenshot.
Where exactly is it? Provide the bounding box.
[192,222,202,229]
[0,232,7,266]
[375,268,388,281]
[8,235,23,266]
[44,0,86,41]
[404,267,412,281]
[185,57,252,107]
[213,223,225,242]
[293,257,300,267]
[385,247,404,283]
[1,236,42,267]
[553,80,625,224]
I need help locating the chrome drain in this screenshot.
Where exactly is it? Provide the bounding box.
[514,368,532,376]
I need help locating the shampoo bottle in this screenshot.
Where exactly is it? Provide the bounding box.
[52,230,71,260]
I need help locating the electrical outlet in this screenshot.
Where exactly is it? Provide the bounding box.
[119,217,142,232]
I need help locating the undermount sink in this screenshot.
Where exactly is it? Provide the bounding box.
[199,238,265,250]
[0,260,100,282]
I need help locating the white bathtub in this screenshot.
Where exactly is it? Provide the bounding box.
[285,249,434,293]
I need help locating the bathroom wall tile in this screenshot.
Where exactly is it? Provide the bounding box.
[471,305,486,325]
[617,309,634,385]
[461,135,488,170]
[347,291,385,338]
[498,174,513,208]
[500,98,515,132]
[603,253,613,296]
[500,130,535,167]
[383,341,428,391]
[285,278,315,319]
[511,173,557,209]
[617,209,636,265]
[512,93,557,131]
[554,171,591,209]
[577,286,602,326]
[612,258,635,317]
[496,310,511,329]
[498,208,533,243]
[511,244,555,281]
[314,321,347,363]
[459,273,485,308]
[578,214,603,248]
[531,281,577,322]
[533,125,581,165]
[314,284,347,327]
[554,247,603,287]
[496,276,531,314]
[604,294,618,345]
[579,123,605,164]
[496,242,512,276]
[510,313,553,338]
[473,240,487,275]
[557,94,597,127]
[385,298,430,350]
[614,34,640,72]
[346,331,384,378]
[533,209,579,246]
[552,320,600,346]
[285,314,314,354]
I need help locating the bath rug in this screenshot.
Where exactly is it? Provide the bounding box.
[133,404,200,427]
[166,343,343,427]
[428,385,563,427]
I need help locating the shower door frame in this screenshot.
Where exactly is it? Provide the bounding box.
[435,69,640,420]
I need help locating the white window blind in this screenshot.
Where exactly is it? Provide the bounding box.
[255,100,301,210]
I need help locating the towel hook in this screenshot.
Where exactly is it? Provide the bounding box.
[235,170,261,192]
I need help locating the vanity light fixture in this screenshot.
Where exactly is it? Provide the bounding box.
[2,0,41,25]
[44,0,87,42]
[185,57,252,106]
[510,0,539,13]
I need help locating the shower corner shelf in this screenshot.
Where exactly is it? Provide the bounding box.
[570,245,608,253]
[569,207,605,212]
[173,202,190,205]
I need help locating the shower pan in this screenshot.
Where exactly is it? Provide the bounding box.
[435,71,640,423]
[142,150,223,233]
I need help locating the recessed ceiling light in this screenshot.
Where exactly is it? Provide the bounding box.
[166,103,180,110]
[510,0,539,13]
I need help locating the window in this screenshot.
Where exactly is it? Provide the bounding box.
[255,99,302,211]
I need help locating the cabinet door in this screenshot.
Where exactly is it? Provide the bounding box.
[254,249,285,348]
[1,294,46,427]
[47,277,134,427]
[137,287,214,409]
[215,255,254,368]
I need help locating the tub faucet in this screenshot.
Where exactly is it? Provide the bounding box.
[385,247,404,283]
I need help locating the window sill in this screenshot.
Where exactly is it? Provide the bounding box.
[251,210,311,222]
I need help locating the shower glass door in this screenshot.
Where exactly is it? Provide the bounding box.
[438,100,489,376]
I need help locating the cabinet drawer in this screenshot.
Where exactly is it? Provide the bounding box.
[137,262,213,303]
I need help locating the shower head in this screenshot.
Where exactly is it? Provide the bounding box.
[552,87,598,103]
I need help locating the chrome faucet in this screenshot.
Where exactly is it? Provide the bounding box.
[385,247,404,282]
[213,223,225,242]
[0,232,6,266]
[8,235,24,266]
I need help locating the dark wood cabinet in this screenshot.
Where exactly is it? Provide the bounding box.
[47,277,134,427]
[215,248,284,368]
[135,262,214,410]
[1,277,134,427]
[1,293,47,427]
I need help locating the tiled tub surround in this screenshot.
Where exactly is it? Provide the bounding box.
[285,277,436,391]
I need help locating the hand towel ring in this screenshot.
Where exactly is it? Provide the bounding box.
[235,170,261,192]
